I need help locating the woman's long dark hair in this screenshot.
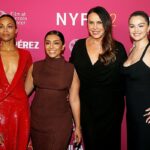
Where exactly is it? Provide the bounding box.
[87,6,116,65]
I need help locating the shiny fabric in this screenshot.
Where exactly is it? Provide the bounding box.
[0,49,32,150]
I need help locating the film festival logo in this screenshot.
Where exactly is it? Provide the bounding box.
[11,11,27,25]
[0,10,39,50]
[0,10,27,25]
[56,12,117,26]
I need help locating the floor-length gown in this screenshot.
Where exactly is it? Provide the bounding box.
[70,38,127,150]
[123,43,150,150]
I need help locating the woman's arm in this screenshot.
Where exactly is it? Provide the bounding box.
[25,65,34,95]
[69,69,82,144]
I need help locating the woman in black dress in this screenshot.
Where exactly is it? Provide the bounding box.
[123,11,150,150]
[25,30,82,150]
[70,6,127,150]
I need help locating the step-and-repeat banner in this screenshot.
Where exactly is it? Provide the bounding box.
[1,0,149,150]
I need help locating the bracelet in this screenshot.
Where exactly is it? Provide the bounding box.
[75,126,82,130]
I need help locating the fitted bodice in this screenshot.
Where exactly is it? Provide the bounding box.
[123,43,150,91]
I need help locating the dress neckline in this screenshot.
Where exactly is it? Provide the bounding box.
[45,55,65,65]
[84,38,100,66]
[0,49,21,85]
[123,42,150,68]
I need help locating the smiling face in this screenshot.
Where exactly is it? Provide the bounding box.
[44,34,65,58]
[0,16,17,42]
[87,12,105,40]
[129,15,150,42]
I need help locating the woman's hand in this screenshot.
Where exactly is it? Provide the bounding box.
[0,133,4,145]
[74,127,82,146]
[143,107,150,124]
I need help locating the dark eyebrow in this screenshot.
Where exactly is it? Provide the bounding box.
[52,40,61,42]
[138,23,146,25]
[7,23,15,26]
[129,23,146,25]
[0,23,14,25]
[45,40,61,42]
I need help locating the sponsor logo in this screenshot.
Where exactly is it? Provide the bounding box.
[69,39,78,51]
[68,144,84,150]
[27,144,84,150]
[16,40,39,50]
